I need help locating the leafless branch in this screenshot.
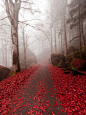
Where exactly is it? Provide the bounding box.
[18,21,36,29]
[21,7,41,13]
[70,36,79,42]
[26,37,40,48]
[21,1,34,4]
[0,24,10,27]
[37,28,50,44]
[19,12,40,22]
[0,16,8,20]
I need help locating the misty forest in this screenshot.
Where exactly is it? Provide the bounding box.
[0,0,86,115]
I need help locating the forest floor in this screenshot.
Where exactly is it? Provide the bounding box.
[0,64,86,115]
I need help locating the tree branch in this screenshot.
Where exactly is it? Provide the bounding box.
[26,37,40,48]
[0,16,8,20]
[70,36,79,42]
[19,12,40,22]
[18,21,36,29]
[21,7,41,13]
[5,0,12,23]
[0,24,10,27]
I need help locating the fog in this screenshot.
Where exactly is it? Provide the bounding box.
[0,0,86,69]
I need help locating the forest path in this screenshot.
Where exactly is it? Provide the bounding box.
[7,65,66,115]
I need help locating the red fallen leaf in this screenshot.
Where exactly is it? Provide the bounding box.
[26,111,31,114]
[52,95,54,97]
[38,105,47,112]
[26,108,35,114]
[51,110,55,114]
[20,104,25,107]
[33,96,36,100]
[52,104,56,107]
[33,105,37,109]
[55,108,56,110]
[52,101,58,107]
[55,101,58,106]
[46,103,50,107]
[24,94,27,96]
[46,100,49,103]
[26,103,30,107]
[20,108,22,111]
[10,108,17,114]
[60,109,64,112]
[35,111,42,115]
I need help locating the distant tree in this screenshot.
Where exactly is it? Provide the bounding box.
[67,0,86,58]
[49,0,68,56]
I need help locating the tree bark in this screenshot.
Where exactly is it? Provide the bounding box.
[11,24,20,71]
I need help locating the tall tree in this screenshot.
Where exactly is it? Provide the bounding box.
[4,0,21,71]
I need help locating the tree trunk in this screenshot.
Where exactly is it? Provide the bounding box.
[64,16,67,56]
[78,1,82,59]
[42,40,45,60]
[11,24,20,72]
[39,39,40,54]
[10,38,13,67]
[2,40,5,66]
[23,28,26,69]
[54,27,57,53]
[63,0,67,56]
[5,37,7,67]
[61,31,63,54]
[81,21,85,46]
[5,46,7,67]
[51,28,53,54]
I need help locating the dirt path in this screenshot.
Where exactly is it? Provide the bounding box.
[7,65,66,115]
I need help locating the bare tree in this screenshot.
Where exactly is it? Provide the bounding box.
[3,0,21,71]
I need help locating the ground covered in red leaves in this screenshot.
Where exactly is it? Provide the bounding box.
[0,65,39,114]
[0,65,66,115]
[47,65,86,115]
[0,64,86,115]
